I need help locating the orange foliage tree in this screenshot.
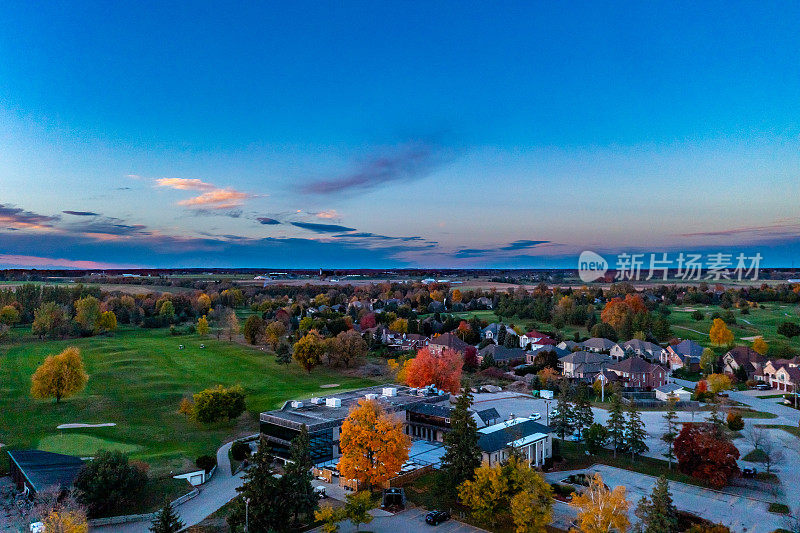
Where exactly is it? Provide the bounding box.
[709,318,734,346]
[337,399,411,488]
[601,294,647,331]
[403,347,463,393]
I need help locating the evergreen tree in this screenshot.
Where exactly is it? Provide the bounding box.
[504,333,518,349]
[635,475,678,533]
[284,426,318,526]
[440,388,482,497]
[149,501,184,533]
[275,342,292,365]
[606,387,626,457]
[661,399,679,469]
[625,402,649,460]
[552,379,575,440]
[496,325,507,346]
[572,385,594,443]
[707,398,726,439]
[227,438,291,532]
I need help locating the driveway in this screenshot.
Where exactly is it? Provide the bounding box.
[90,438,247,533]
[546,464,785,533]
[309,507,487,533]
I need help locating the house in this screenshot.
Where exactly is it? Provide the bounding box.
[477,417,554,468]
[519,330,556,349]
[664,340,704,371]
[429,332,470,355]
[607,357,668,390]
[761,358,800,391]
[760,357,800,384]
[406,403,453,442]
[7,450,83,497]
[655,383,692,402]
[475,407,501,428]
[557,340,580,351]
[526,345,570,365]
[581,337,618,353]
[478,344,527,365]
[560,351,612,381]
[385,332,429,351]
[614,339,666,361]
[722,346,766,380]
[481,323,515,341]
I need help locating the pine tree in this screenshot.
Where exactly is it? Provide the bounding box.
[625,402,648,461]
[661,399,679,469]
[284,426,318,526]
[572,386,594,443]
[275,342,292,365]
[606,388,626,457]
[227,437,291,532]
[635,475,678,533]
[708,398,726,439]
[552,379,575,440]
[440,387,482,497]
[149,501,184,533]
[496,325,507,346]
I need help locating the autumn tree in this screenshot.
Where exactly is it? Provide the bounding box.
[389,317,408,333]
[332,329,367,368]
[337,399,411,489]
[0,304,20,326]
[243,314,265,344]
[343,491,373,532]
[31,346,89,403]
[293,331,324,373]
[178,397,194,419]
[314,504,343,533]
[674,423,740,488]
[569,473,629,533]
[709,318,734,346]
[32,301,70,339]
[264,320,287,349]
[97,311,117,333]
[196,315,210,335]
[700,348,717,374]
[75,296,102,334]
[706,373,732,394]
[752,336,768,355]
[223,309,239,341]
[42,509,89,533]
[403,347,463,393]
[635,475,678,533]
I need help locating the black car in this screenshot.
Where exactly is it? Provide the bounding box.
[425,510,451,525]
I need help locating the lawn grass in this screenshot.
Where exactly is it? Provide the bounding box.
[754,424,800,439]
[0,327,377,476]
[37,433,143,456]
[769,502,791,514]
[742,449,768,462]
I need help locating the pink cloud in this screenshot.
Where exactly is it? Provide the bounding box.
[155,177,217,191]
[0,254,139,269]
[177,188,250,209]
[315,209,340,220]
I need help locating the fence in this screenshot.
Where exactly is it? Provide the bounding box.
[621,396,699,409]
[87,488,199,527]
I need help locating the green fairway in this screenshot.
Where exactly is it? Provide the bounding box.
[38,433,142,456]
[0,328,377,474]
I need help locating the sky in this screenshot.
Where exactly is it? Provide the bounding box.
[0,2,799,269]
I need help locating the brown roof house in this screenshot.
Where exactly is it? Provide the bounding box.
[607,356,667,390]
[722,346,766,380]
[429,332,470,355]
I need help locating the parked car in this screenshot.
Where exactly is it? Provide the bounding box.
[756,383,771,391]
[313,486,327,498]
[425,510,451,525]
[530,413,542,421]
[742,467,757,478]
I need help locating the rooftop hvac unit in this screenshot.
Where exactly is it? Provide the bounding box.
[382,387,397,397]
[326,398,342,408]
[291,401,303,408]
[365,393,379,400]
[310,397,324,405]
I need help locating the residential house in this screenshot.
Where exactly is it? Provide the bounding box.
[519,330,556,349]
[664,340,704,371]
[478,344,527,366]
[557,340,580,351]
[607,357,667,390]
[761,358,800,391]
[654,383,692,402]
[760,357,800,384]
[560,351,612,381]
[612,339,666,361]
[526,345,570,365]
[481,323,515,341]
[477,417,554,468]
[385,332,429,352]
[581,337,618,353]
[429,332,470,355]
[722,346,766,380]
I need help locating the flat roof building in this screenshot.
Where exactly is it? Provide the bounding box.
[7,450,83,497]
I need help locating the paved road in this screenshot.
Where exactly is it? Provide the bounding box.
[90,439,246,533]
[309,507,487,533]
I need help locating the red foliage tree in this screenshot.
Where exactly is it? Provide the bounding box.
[463,345,478,370]
[404,347,463,393]
[674,423,740,488]
[360,313,377,330]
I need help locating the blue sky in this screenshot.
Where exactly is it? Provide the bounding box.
[0,2,799,269]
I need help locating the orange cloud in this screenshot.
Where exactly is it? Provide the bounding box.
[177,188,250,209]
[315,209,340,219]
[155,178,216,191]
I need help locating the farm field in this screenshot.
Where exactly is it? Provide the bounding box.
[0,328,377,475]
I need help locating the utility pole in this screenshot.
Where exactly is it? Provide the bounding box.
[245,497,250,533]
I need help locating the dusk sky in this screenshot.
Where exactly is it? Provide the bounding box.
[1,2,799,269]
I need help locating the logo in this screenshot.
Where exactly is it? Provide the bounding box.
[578,250,608,283]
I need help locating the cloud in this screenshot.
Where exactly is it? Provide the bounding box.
[177,188,250,209]
[301,142,445,195]
[335,232,425,242]
[63,210,100,217]
[155,178,217,191]
[500,240,551,251]
[679,220,800,238]
[314,209,340,220]
[454,248,492,258]
[0,204,59,229]
[257,217,281,225]
[290,222,356,233]
[0,254,139,269]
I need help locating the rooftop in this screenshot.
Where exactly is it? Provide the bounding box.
[7,450,84,493]
[477,417,552,453]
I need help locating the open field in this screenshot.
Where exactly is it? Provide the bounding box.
[0,328,377,474]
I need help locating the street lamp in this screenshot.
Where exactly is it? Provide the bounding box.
[245,497,250,533]
[544,400,552,426]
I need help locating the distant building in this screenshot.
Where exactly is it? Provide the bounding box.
[581,338,618,353]
[7,450,83,497]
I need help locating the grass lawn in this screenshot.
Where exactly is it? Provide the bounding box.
[0,327,377,476]
[743,449,768,462]
[754,424,800,439]
[667,303,800,350]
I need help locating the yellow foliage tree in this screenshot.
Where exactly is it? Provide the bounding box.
[197,315,210,335]
[706,373,732,394]
[752,337,768,355]
[314,504,343,533]
[457,461,507,525]
[43,510,88,533]
[337,399,411,489]
[569,473,629,533]
[451,289,463,303]
[97,311,117,333]
[293,330,324,373]
[31,347,88,403]
[709,318,734,346]
[178,397,194,418]
[389,318,408,333]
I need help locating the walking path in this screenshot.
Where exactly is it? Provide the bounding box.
[90,438,248,533]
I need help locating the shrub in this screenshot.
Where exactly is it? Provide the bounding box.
[726,411,744,431]
[193,385,246,423]
[195,455,217,473]
[231,441,251,461]
[74,450,148,517]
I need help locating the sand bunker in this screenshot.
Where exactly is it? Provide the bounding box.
[56,423,117,429]
[320,384,340,389]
